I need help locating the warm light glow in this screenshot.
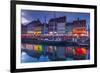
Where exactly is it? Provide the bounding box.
[49,32,53,34]
[33,45,43,52]
[33,31,41,35]
[75,47,87,55]
[73,27,86,34]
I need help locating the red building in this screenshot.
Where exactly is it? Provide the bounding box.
[72,18,87,35]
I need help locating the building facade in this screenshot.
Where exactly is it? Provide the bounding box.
[48,16,66,34]
[72,18,87,35]
[27,19,43,35]
[66,23,73,35]
[21,24,27,34]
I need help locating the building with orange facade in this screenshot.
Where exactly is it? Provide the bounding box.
[72,18,87,36]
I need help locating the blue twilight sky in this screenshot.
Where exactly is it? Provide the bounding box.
[21,10,90,30]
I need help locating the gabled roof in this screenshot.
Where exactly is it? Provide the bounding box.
[27,19,42,26]
[49,16,66,23]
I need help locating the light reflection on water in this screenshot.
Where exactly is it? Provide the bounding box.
[21,44,90,63]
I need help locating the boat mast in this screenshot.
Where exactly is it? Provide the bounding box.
[44,16,46,34]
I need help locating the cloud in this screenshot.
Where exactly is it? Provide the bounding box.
[21,11,26,17]
[21,11,31,25]
[21,17,30,25]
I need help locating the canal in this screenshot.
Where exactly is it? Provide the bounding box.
[21,43,90,63]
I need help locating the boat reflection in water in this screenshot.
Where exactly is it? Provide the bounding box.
[21,43,90,63]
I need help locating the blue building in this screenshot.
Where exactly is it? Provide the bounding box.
[66,23,73,35]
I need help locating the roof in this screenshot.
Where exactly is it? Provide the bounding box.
[27,19,42,27]
[49,16,66,23]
